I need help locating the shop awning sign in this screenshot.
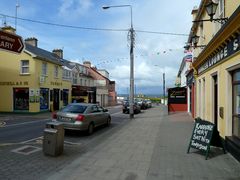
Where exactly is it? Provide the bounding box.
[0,30,24,54]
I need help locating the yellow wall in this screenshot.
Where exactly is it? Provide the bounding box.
[0,49,72,113]
[196,52,240,138]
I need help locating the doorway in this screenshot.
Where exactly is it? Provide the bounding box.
[213,75,218,128]
[53,89,59,111]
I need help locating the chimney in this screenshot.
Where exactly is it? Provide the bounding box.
[52,49,63,59]
[83,61,91,68]
[25,37,38,47]
[1,26,16,34]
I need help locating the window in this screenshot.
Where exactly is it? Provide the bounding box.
[42,62,47,76]
[14,88,29,110]
[54,65,58,78]
[233,70,240,139]
[80,79,82,85]
[214,0,225,34]
[73,72,77,84]
[20,60,29,74]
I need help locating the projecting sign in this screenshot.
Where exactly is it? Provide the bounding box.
[0,30,24,54]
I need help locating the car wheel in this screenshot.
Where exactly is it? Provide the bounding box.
[87,123,94,135]
[106,117,111,126]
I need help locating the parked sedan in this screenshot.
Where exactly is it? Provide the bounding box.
[52,103,111,135]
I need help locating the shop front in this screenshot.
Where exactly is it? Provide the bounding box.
[72,85,96,103]
[193,8,240,161]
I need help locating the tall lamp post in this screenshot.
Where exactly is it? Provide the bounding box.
[103,5,135,118]
[154,65,165,104]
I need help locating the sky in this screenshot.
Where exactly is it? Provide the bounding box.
[0,0,201,95]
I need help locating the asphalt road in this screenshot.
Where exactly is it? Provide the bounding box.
[0,105,126,144]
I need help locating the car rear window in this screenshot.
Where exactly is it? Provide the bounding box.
[61,105,87,113]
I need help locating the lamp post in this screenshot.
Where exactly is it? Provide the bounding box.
[154,65,165,104]
[103,5,135,119]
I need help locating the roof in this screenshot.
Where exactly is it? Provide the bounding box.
[25,43,63,65]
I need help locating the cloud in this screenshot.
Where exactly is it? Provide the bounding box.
[58,0,93,21]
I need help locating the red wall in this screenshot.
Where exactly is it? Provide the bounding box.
[168,104,187,112]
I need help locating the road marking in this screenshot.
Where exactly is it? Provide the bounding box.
[20,136,43,144]
[111,112,122,116]
[4,119,50,128]
[0,121,6,127]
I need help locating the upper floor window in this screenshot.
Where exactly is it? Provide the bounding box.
[54,65,58,78]
[214,0,225,34]
[73,72,77,84]
[42,62,47,76]
[20,60,29,74]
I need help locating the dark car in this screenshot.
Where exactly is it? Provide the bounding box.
[52,103,111,135]
[122,101,141,114]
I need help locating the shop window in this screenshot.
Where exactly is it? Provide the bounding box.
[14,88,29,110]
[40,88,49,110]
[42,62,47,76]
[54,65,58,78]
[20,60,29,74]
[233,70,240,139]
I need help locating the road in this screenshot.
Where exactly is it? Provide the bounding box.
[0,105,125,144]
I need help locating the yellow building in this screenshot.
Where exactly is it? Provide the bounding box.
[0,27,71,113]
[190,1,240,160]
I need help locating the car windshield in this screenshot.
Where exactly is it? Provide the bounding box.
[61,104,87,113]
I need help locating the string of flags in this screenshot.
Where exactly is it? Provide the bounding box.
[81,48,184,66]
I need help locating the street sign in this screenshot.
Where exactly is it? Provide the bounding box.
[0,30,24,54]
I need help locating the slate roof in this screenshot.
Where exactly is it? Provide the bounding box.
[25,43,63,65]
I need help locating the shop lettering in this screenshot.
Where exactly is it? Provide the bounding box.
[50,82,62,86]
[198,33,240,74]
[0,81,28,86]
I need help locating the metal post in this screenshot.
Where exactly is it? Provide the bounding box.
[163,73,165,105]
[102,4,134,118]
[129,26,134,118]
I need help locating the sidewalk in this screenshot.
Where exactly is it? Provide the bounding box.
[47,105,240,180]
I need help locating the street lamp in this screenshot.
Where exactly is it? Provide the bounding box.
[102,5,135,119]
[184,34,206,50]
[192,0,228,24]
[154,65,165,105]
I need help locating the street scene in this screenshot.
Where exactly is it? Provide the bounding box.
[1,0,240,179]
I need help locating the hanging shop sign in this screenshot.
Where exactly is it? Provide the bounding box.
[187,118,225,160]
[198,32,240,74]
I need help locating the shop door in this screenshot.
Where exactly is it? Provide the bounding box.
[40,88,49,110]
[213,76,218,128]
[189,87,192,113]
[53,89,59,111]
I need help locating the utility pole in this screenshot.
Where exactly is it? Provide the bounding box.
[163,73,165,105]
[15,0,20,31]
[129,22,135,118]
[102,5,134,119]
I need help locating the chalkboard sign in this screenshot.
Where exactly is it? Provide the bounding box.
[187,118,225,159]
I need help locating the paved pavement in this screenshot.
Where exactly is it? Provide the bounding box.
[1,105,240,180]
[46,105,240,180]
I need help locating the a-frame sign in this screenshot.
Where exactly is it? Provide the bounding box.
[187,118,226,160]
